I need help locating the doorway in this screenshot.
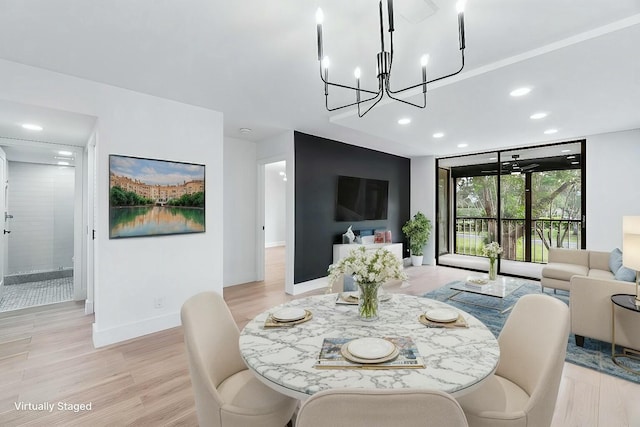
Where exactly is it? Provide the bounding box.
[0,148,77,312]
[263,161,287,286]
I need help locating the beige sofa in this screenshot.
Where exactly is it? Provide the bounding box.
[542,248,639,349]
[540,248,612,292]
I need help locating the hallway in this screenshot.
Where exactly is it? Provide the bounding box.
[0,277,73,312]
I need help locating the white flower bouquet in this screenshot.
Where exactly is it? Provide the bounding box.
[482,241,503,260]
[328,247,407,319]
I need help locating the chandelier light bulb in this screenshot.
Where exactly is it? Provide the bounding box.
[456,0,466,14]
[420,54,430,67]
[315,8,324,25]
[322,56,330,70]
[354,67,361,79]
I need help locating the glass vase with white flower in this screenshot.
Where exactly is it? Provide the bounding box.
[328,246,407,320]
[482,241,503,280]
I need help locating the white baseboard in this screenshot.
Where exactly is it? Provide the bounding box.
[265,241,286,248]
[84,299,94,315]
[223,270,258,287]
[292,277,329,295]
[92,312,180,348]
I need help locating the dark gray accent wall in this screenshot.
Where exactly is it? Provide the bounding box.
[294,131,411,284]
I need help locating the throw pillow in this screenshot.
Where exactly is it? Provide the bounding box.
[609,248,623,274]
[615,266,637,282]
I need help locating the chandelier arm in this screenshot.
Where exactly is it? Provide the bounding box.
[319,66,379,95]
[325,91,383,113]
[357,90,385,118]
[385,89,426,109]
[386,49,465,95]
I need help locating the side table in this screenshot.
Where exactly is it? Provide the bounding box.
[610,294,640,374]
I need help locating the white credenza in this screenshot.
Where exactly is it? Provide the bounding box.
[332,243,404,267]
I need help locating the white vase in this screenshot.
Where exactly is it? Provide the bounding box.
[411,255,424,266]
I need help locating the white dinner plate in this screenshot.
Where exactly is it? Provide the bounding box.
[347,338,396,360]
[272,307,307,322]
[425,308,459,323]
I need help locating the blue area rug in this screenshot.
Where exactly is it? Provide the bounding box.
[424,280,640,384]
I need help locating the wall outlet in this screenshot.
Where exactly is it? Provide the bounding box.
[153,297,164,309]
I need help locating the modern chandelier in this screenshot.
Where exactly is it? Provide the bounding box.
[316,0,467,117]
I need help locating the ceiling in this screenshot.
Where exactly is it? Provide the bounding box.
[0,1,638,159]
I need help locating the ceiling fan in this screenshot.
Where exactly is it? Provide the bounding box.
[504,155,539,175]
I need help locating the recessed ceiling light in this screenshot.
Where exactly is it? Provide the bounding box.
[544,129,558,135]
[239,128,252,134]
[510,87,531,97]
[457,143,468,148]
[398,118,411,125]
[561,149,571,153]
[566,155,576,159]
[571,161,579,165]
[57,161,70,166]
[21,123,43,131]
[433,132,444,138]
[58,150,73,156]
[489,157,497,160]
[530,112,547,120]
[54,156,74,161]
[279,171,285,176]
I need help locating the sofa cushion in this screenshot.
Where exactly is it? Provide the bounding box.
[615,266,637,282]
[588,269,615,280]
[542,262,589,281]
[609,248,623,274]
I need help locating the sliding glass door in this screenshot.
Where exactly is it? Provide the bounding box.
[436,141,585,271]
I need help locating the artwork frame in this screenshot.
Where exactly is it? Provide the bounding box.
[109,154,205,239]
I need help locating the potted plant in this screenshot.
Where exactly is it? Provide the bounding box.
[402,212,432,266]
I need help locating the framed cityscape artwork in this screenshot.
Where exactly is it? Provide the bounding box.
[109,154,205,238]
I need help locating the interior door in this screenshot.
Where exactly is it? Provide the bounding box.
[0,147,7,287]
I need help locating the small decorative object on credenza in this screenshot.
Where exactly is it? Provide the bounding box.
[342,225,356,244]
[402,212,432,266]
[327,246,407,320]
[482,241,503,280]
[622,216,640,306]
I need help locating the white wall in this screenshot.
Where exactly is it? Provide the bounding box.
[410,155,437,264]
[265,163,286,247]
[256,131,296,294]
[0,59,224,347]
[7,162,75,274]
[223,136,258,287]
[586,128,640,251]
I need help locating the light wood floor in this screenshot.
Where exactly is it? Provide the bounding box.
[0,246,639,426]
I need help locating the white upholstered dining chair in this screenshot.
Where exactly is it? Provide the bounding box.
[181,291,298,427]
[295,388,469,427]
[456,294,570,427]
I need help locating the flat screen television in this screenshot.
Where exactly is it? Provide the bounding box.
[335,175,388,221]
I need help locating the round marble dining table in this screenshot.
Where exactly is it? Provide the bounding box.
[239,293,499,400]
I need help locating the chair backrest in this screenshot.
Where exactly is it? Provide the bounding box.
[496,293,570,427]
[296,388,469,427]
[181,291,248,426]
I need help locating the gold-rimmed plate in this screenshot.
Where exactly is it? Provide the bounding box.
[272,307,307,322]
[424,308,459,323]
[341,340,399,364]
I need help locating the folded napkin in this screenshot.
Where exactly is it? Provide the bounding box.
[418,313,468,328]
[264,310,313,328]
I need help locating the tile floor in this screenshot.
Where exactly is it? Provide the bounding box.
[0,277,73,312]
